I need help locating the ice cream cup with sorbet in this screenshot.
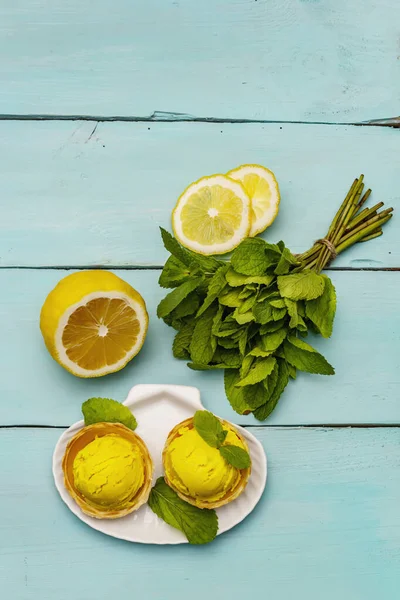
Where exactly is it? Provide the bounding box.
[163,416,251,509]
[62,422,153,519]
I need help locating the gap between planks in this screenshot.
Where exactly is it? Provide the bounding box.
[0,112,399,128]
[1,266,399,272]
[1,424,399,430]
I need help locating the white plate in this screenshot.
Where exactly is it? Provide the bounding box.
[53,384,267,544]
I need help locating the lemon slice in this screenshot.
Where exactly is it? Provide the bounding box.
[227,164,280,237]
[40,271,148,378]
[172,174,251,255]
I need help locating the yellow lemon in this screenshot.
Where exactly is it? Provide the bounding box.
[172,174,251,255]
[227,164,280,237]
[40,271,148,378]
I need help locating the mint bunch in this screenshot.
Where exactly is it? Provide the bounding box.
[157,176,393,420]
[157,229,335,420]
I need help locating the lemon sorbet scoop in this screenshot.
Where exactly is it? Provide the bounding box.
[164,424,246,504]
[73,434,145,508]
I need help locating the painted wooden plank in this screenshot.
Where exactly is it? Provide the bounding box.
[1,0,399,120]
[1,269,398,427]
[0,426,398,599]
[0,121,397,268]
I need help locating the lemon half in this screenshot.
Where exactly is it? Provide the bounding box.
[172,174,251,255]
[227,164,280,237]
[40,271,148,378]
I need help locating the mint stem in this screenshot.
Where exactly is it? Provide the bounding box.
[296,177,393,273]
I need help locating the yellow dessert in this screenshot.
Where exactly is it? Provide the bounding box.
[73,435,145,509]
[63,422,153,519]
[163,417,251,509]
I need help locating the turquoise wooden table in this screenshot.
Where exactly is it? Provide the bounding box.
[1,1,399,598]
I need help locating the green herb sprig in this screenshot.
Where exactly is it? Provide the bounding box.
[148,477,218,544]
[157,176,393,420]
[82,397,138,430]
[193,410,251,469]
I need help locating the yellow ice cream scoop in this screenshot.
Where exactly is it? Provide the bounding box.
[73,434,144,508]
[62,422,153,519]
[163,417,251,509]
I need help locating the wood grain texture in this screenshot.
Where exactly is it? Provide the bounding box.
[1,0,399,120]
[0,426,398,599]
[1,269,398,427]
[0,120,397,268]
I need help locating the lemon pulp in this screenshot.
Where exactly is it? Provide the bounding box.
[181,185,245,245]
[62,297,141,371]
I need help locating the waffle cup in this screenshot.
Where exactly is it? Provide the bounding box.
[163,417,251,509]
[62,422,153,519]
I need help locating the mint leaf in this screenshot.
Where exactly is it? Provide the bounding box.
[196,266,229,317]
[260,319,286,334]
[173,322,195,360]
[190,305,218,364]
[219,445,251,469]
[225,269,250,287]
[306,274,336,338]
[148,478,218,545]
[160,227,192,267]
[238,294,257,314]
[272,307,287,321]
[238,327,248,356]
[269,298,286,308]
[211,304,224,335]
[82,398,137,430]
[193,410,226,448]
[263,360,279,396]
[284,298,299,328]
[254,359,290,421]
[172,292,200,319]
[218,338,239,349]
[238,286,255,300]
[213,347,242,368]
[296,314,308,333]
[260,328,287,352]
[277,271,325,301]
[188,362,236,370]
[231,238,271,276]
[274,247,299,275]
[248,347,272,358]
[240,354,254,379]
[226,268,273,287]
[236,356,276,386]
[233,308,255,325]
[219,287,243,307]
[242,382,267,409]
[283,337,335,375]
[224,369,252,415]
[186,251,224,273]
[253,301,274,324]
[157,277,203,318]
[158,255,192,289]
